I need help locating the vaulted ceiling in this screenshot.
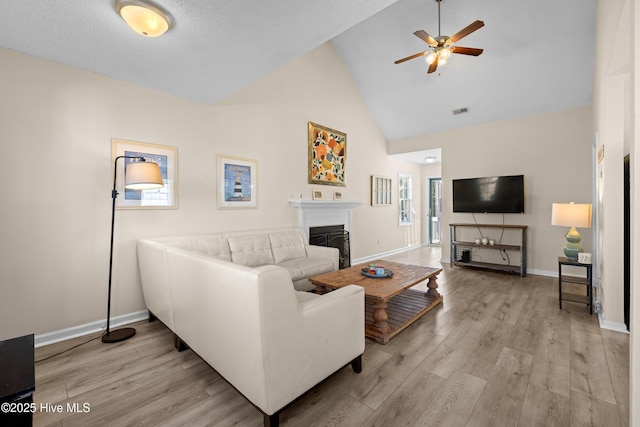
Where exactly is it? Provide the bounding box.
[0,0,596,145]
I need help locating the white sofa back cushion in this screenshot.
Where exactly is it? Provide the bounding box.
[147,235,232,262]
[269,230,307,264]
[191,237,232,261]
[228,234,275,267]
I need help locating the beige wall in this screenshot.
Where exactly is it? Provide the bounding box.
[0,43,421,339]
[390,106,594,275]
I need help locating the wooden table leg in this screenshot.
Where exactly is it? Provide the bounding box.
[372,301,390,334]
[426,276,441,298]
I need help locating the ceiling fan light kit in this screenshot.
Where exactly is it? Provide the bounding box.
[395,0,484,74]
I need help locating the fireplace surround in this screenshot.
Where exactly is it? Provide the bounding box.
[290,199,362,270]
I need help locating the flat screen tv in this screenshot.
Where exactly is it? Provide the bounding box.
[453,175,524,213]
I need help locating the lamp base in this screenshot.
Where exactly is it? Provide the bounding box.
[564,226,583,260]
[563,246,582,260]
[102,327,136,343]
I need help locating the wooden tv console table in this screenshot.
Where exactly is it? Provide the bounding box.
[449,223,527,277]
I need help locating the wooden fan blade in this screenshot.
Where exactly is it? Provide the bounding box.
[452,46,483,56]
[394,51,428,64]
[428,56,438,73]
[414,30,438,47]
[449,20,484,44]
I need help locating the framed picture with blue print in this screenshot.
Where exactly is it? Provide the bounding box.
[217,155,258,209]
[111,138,177,209]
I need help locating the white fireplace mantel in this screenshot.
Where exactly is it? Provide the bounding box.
[289,199,364,240]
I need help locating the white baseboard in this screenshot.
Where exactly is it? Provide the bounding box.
[441,258,556,278]
[598,314,629,333]
[35,310,149,348]
[353,244,422,265]
[526,268,557,278]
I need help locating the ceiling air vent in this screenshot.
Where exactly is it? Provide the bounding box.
[453,107,469,115]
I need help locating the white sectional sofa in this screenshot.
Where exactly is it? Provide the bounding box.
[137,228,365,426]
[141,227,338,293]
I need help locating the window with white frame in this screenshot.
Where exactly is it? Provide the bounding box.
[399,174,413,225]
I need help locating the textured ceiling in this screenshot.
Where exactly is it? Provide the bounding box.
[332,0,597,141]
[0,0,597,155]
[0,0,398,104]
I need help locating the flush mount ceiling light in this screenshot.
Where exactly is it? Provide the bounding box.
[115,0,173,37]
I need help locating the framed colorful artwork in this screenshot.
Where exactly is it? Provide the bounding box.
[111,138,177,209]
[308,122,346,187]
[217,155,258,209]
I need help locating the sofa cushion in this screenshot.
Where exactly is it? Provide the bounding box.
[269,231,307,264]
[277,256,336,282]
[227,235,275,267]
[190,237,232,261]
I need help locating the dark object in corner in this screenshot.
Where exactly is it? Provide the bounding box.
[0,334,35,427]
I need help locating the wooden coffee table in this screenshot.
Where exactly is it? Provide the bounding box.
[310,260,442,344]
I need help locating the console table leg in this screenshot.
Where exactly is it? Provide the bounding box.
[426,276,441,298]
[372,301,390,334]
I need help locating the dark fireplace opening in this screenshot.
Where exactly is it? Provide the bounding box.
[309,225,350,269]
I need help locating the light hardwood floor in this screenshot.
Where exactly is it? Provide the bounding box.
[33,247,629,426]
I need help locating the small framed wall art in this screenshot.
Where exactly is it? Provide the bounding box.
[308,122,346,187]
[217,155,258,209]
[333,190,343,201]
[312,189,324,200]
[112,138,177,209]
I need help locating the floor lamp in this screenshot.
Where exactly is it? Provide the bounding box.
[103,156,164,344]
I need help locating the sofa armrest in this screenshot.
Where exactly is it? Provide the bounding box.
[260,283,364,414]
[305,245,339,270]
[299,284,363,314]
[299,284,365,357]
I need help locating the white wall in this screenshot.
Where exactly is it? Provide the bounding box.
[389,106,593,275]
[631,0,639,421]
[0,42,421,339]
[594,0,628,329]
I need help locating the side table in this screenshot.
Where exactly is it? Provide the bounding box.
[0,334,35,427]
[558,256,593,315]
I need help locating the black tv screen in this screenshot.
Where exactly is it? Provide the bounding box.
[453,175,525,213]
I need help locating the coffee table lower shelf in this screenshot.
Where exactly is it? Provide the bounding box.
[365,289,442,344]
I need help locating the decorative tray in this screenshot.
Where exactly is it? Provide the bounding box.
[360,268,393,278]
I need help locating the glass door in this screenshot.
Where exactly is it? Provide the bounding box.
[428,178,442,245]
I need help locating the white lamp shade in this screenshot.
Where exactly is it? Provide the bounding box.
[125,161,164,190]
[551,203,592,228]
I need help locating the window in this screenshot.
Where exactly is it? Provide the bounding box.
[399,174,413,225]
